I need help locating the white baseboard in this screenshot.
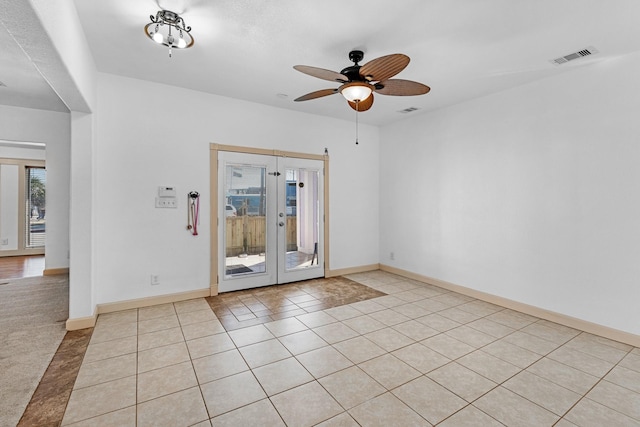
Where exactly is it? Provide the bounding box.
[65,312,97,331]
[326,264,380,278]
[380,264,640,348]
[65,288,211,331]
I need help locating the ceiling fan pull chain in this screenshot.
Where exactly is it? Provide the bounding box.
[355,100,359,145]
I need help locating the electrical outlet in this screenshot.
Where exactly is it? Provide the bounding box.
[390,251,395,261]
[150,275,160,285]
[1,238,8,246]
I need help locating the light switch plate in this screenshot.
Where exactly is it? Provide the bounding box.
[155,197,177,208]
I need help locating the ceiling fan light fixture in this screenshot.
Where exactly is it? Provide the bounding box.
[152,30,163,44]
[340,82,372,102]
[177,32,187,48]
[144,10,194,57]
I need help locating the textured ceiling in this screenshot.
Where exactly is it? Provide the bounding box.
[4,1,640,125]
[0,5,69,113]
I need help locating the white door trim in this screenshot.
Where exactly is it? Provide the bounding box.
[210,144,329,295]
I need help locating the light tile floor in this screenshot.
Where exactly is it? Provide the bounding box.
[61,271,640,426]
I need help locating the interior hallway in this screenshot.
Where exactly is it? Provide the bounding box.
[15,270,638,426]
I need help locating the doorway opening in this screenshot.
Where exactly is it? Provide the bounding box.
[1,158,46,259]
[210,145,329,294]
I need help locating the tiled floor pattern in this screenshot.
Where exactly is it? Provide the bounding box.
[18,328,93,426]
[207,276,385,331]
[60,271,640,426]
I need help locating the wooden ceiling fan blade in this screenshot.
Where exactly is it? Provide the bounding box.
[294,88,339,102]
[374,79,430,96]
[360,54,410,82]
[347,93,374,112]
[293,65,348,82]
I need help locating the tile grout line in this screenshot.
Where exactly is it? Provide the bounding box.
[178,302,214,425]
[342,285,482,425]
[382,299,572,425]
[232,298,489,426]
[412,328,526,425]
[46,274,640,426]
[17,327,94,426]
[402,303,636,426]
[458,326,583,425]
[551,342,638,426]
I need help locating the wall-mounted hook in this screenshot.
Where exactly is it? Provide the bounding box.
[187,191,200,235]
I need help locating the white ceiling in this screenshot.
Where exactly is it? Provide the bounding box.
[4,1,640,125]
[0,17,69,112]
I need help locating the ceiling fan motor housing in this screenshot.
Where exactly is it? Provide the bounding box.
[341,50,366,82]
[340,65,362,82]
[349,50,364,64]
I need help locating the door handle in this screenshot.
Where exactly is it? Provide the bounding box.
[279,221,285,227]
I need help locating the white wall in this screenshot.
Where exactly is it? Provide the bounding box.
[0,105,68,144]
[68,111,95,318]
[380,52,640,336]
[46,132,71,270]
[23,0,98,319]
[0,105,70,269]
[0,146,46,161]
[94,73,379,304]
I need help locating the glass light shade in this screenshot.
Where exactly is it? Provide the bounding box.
[145,10,194,52]
[340,83,372,102]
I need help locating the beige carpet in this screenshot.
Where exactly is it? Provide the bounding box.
[0,274,68,427]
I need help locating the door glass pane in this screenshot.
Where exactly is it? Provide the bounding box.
[224,164,267,278]
[26,167,46,248]
[285,168,319,271]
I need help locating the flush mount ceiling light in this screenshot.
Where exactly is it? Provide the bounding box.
[144,10,194,57]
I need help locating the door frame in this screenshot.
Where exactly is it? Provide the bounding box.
[0,157,46,257]
[209,144,330,295]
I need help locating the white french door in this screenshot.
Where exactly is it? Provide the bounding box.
[218,151,324,292]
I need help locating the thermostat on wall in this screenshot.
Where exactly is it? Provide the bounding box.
[158,186,176,197]
[156,186,177,208]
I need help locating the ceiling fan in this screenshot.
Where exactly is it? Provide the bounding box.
[293,50,430,112]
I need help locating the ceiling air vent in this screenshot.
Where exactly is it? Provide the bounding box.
[398,107,420,114]
[550,46,598,66]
